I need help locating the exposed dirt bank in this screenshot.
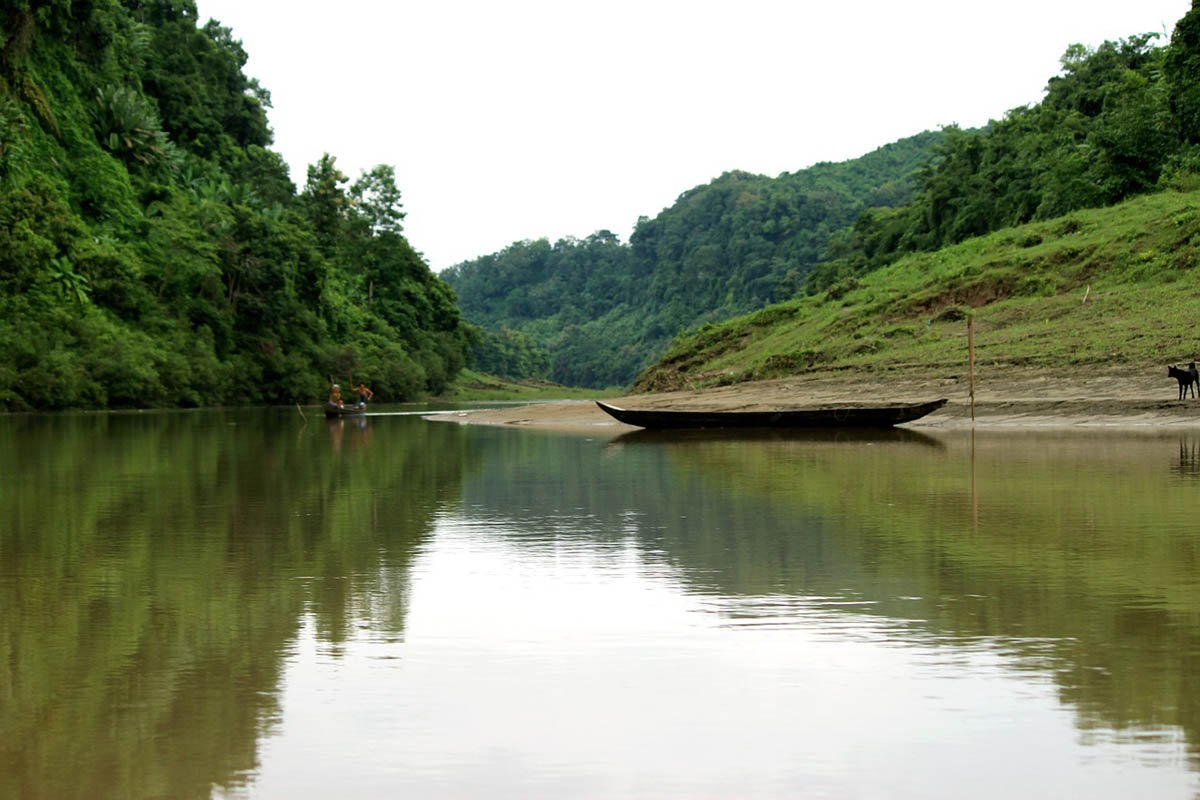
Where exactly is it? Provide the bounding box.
[425,366,1200,434]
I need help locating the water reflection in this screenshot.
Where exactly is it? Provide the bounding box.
[1174,437,1200,479]
[609,424,945,448]
[2,414,1200,797]
[324,413,371,453]
[0,410,472,799]
[457,427,1200,775]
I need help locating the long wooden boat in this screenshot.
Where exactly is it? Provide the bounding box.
[324,402,366,419]
[595,398,948,429]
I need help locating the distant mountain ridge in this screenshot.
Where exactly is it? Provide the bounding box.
[444,131,943,388]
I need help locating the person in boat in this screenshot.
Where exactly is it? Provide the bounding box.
[352,381,374,408]
[329,383,344,409]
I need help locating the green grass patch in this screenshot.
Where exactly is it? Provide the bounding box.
[635,190,1200,391]
[437,369,616,402]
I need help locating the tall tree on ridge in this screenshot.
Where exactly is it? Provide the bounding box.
[1165,1,1200,145]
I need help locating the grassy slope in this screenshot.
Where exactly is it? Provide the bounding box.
[437,369,612,402]
[636,189,1200,391]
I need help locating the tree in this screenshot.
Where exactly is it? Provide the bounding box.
[350,164,405,236]
[1165,1,1200,145]
[301,153,349,255]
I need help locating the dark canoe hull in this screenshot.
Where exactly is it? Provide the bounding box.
[324,402,366,418]
[595,398,948,429]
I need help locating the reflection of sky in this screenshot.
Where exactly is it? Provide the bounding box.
[243,520,1197,799]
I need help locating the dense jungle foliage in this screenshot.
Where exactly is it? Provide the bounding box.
[811,8,1200,289]
[450,4,1200,390]
[445,133,942,388]
[0,0,467,410]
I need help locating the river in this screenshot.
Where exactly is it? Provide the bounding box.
[2,409,1199,798]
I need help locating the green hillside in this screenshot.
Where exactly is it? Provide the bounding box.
[810,28,1200,290]
[632,6,1200,393]
[0,1,466,410]
[635,189,1200,392]
[444,132,942,388]
[452,4,1200,393]
[8,0,1200,408]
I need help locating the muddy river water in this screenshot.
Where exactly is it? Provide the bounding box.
[3,409,1199,798]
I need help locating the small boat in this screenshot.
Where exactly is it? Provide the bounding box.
[595,398,948,429]
[324,402,366,419]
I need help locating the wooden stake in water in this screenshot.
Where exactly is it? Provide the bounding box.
[968,315,976,422]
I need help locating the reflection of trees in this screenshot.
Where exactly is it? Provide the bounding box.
[461,429,1200,766]
[0,411,472,799]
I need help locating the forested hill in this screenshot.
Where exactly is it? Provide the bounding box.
[443,132,942,388]
[634,3,1200,392]
[0,1,467,410]
[448,3,1200,392]
[635,188,1200,393]
[807,16,1200,291]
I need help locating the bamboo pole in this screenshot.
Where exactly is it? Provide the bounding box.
[968,315,976,423]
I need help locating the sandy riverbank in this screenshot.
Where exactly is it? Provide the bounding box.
[425,365,1200,434]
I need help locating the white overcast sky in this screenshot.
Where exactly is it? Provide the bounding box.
[193,0,1190,271]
